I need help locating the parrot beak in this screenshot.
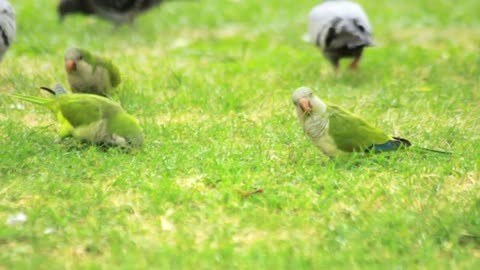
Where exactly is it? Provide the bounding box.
[65,60,76,72]
[298,98,312,113]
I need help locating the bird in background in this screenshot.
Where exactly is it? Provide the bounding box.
[8,84,144,150]
[292,87,451,158]
[308,0,374,71]
[58,0,168,26]
[0,0,16,61]
[64,47,121,97]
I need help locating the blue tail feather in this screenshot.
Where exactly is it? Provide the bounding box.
[366,137,451,155]
[366,137,411,153]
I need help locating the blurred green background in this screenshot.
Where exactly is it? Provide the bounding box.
[0,0,479,269]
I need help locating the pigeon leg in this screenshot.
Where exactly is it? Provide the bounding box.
[334,64,340,73]
[349,54,362,70]
[329,57,340,73]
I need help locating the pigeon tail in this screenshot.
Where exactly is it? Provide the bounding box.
[326,17,373,50]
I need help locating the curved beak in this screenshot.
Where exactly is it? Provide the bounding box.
[65,60,76,72]
[299,98,312,113]
[40,86,55,95]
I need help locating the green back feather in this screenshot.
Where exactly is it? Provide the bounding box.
[79,49,122,87]
[56,94,125,126]
[9,93,124,127]
[326,103,392,152]
[9,92,142,148]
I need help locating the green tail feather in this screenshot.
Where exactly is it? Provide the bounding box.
[8,93,51,106]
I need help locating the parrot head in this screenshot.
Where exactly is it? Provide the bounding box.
[64,47,90,73]
[292,87,329,126]
[292,87,327,118]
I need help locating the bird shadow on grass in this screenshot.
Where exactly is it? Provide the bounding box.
[301,61,373,89]
[53,138,139,155]
[320,149,452,171]
[4,123,137,155]
[330,69,372,88]
[458,233,480,248]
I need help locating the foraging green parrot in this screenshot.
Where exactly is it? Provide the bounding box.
[9,84,143,149]
[292,87,449,158]
[64,47,121,97]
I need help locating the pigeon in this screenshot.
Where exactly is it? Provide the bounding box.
[58,0,166,26]
[308,0,374,70]
[0,0,16,61]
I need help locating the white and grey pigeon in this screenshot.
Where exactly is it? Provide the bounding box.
[0,0,15,61]
[308,0,374,70]
[58,0,168,26]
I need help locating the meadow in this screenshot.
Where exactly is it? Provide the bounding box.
[1,0,479,268]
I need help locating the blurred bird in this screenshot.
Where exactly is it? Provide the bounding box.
[9,84,144,149]
[58,0,167,26]
[0,0,16,61]
[292,87,451,158]
[308,0,374,71]
[64,47,121,97]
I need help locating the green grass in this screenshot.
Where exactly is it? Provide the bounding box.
[1,0,480,268]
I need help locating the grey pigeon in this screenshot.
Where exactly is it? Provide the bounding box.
[58,0,167,26]
[308,0,374,70]
[0,0,15,61]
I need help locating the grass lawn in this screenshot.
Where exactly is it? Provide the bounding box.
[1,0,480,268]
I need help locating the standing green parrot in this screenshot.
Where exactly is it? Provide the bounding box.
[292,87,449,158]
[9,84,143,149]
[64,47,121,97]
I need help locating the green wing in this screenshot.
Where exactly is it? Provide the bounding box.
[81,49,122,87]
[57,96,103,127]
[100,58,121,87]
[327,103,392,152]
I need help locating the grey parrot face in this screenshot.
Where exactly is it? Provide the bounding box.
[292,87,315,116]
[292,87,327,119]
[64,47,83,73]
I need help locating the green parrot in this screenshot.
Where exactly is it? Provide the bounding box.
[292,87,450,158]
[64,47,121,97]
[9,84,143,149]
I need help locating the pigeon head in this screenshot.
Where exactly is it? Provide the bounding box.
[58,0,94,21]
[0,0,15,20]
